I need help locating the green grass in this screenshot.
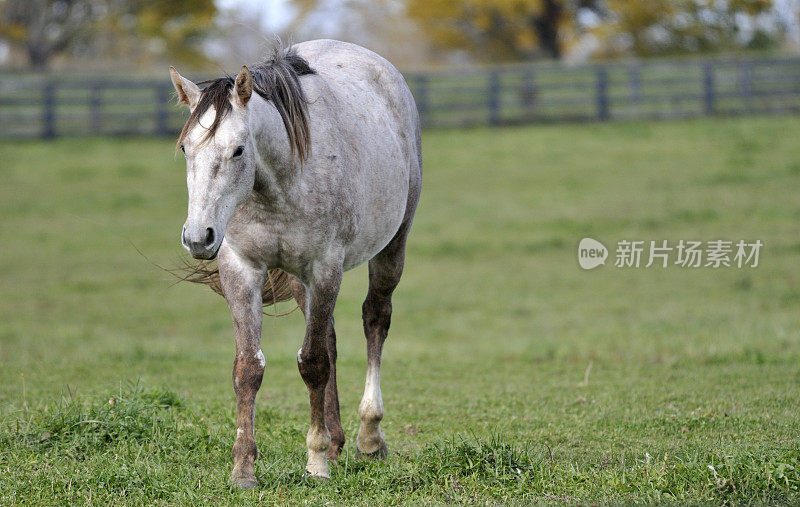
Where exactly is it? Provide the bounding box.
[1,116,800,504]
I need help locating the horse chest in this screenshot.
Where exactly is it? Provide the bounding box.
[225,214,331,276]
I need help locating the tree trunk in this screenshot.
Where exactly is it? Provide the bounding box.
[532,0,563,59]
[27,42,51,70]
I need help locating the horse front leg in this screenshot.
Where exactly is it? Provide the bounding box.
[296,260,342,478]
[218,248,267,489]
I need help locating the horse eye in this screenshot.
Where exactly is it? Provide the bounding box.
[180,144,185,153]
[233,145,244,158]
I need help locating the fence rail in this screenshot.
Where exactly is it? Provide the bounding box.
[1,55,800,139]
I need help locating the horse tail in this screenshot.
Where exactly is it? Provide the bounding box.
[171,260,296,309]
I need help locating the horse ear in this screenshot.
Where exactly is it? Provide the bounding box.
[170,66,200,109]
[235,65,252,107]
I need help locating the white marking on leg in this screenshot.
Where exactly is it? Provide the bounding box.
[305,425,331,478]
[296,347,303,363]
[255,349,265,368]
[357,363,385,454]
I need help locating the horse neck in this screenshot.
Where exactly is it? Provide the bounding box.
[247,94,299,209]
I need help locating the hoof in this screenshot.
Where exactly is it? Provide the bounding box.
[306,449,330,479]
[230,469,257,490]
[356,440,389,460]
[305,467,330,480]
[231,477,257,490]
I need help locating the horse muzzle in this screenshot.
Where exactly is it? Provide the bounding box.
[181,224,222,260]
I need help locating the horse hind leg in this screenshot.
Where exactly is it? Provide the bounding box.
[357,225,409,458]
[292,262,343,478]
[322,320,345,459]
[289,277,345,460]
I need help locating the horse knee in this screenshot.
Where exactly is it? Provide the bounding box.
[297,346,330,390]
[233,349,265,395]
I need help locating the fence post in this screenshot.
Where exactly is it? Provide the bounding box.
[596,66,609,121]
[629,64,641,104]
[703,62,715,115]
[90,82,103,133]
[488,69,501,125]
[521,67,535,103]
[740,61,752,111]
[41,82,55,139]
[155,83,170,136]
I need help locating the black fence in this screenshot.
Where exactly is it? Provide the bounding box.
[1,55,800,138]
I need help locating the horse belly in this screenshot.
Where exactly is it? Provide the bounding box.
[342,171,409,271]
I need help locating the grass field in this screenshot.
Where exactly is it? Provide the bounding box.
[1,116,799,504]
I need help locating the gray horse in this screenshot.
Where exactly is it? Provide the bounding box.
[169,39,422,487]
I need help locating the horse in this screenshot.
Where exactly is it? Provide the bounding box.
[168,39,422,487]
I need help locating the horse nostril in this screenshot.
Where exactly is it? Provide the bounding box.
[181,226,188,247]
[204,227,215,247]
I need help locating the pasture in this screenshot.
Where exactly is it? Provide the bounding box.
[1,116,799,503]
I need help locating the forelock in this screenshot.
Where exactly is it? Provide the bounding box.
[177,77,234,147]
[176,43,315,162]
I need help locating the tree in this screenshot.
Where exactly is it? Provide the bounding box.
[406,0,779,62]
[0,0,216,69]
[0,0,105,69]
[285,0,438,68]
[405,0,602,61]
[126,0,216,66]
[597,0,777,57]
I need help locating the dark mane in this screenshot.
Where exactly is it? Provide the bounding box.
[178,46,316,163]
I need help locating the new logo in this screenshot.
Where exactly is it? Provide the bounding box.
[578,237,608,270]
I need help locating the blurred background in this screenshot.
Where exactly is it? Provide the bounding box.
[2,0,800,135]
[2,2,800,502]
